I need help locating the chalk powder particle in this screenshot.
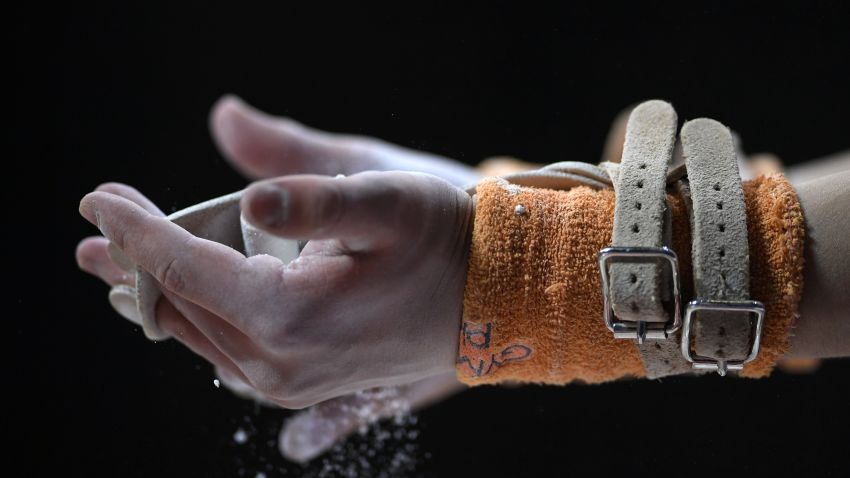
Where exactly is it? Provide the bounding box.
[233,428,248,445]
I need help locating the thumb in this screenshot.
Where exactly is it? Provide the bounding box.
[209,94,339,179]
[241,171,421,252]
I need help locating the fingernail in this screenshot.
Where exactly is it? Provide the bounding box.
[247,184,289,227]
[279,414,338,463]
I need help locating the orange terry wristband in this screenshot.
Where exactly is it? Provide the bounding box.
[456,172,805,386]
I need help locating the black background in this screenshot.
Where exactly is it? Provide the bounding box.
[19,1,850,477]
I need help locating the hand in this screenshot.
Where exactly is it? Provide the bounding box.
[79,168,474,408]
[76,96,476,459]
[212,98,476,459]
[77,181,468,462]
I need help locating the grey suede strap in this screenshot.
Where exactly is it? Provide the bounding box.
[680,118,757,375]
[604,100,703,380]
[608,100,678,325]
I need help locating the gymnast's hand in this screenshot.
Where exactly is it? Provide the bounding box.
[79,169,473,408]
[76,95,473,461]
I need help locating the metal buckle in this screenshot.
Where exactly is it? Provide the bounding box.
[597,246,682,344]
[680,299,765,376]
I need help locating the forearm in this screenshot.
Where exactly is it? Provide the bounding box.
[784,170,850,359]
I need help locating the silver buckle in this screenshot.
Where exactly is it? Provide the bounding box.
[597,246,682,344]
[680,299,765,376]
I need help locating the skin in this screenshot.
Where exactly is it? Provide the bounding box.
[76,95,476,461]
[76,95,849,462]
[783,169,850,359]
[79,167,474,411]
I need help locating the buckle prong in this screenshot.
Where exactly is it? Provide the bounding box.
[680,299,765,376]
[636,320,647,345]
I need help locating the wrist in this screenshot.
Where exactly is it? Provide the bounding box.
[453,172,805,385]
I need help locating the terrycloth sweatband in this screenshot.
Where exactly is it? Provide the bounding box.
[455,172,805,385]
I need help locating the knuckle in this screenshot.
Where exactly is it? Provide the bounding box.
[379,176,408,204]
[382,179,417,230]
[361,171,409,214]
[154,237,194,293]
[316,182,345,234]
[158,257,185,293]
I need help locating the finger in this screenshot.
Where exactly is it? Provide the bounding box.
[96,182,167,270]
[209,95,349,179]
[95,182,165,216]
[155,296,253,387]
[600,104,633,164]
[210,95,484,187]
[75,235,140,324]
[279,373,465,463]
[106,285,140,325]
[76,236,134,286]
[160,288,257,365]
[241,171,422,252]
[79,191,253,321]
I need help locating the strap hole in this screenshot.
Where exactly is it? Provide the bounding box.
[713,183,721,191]
[655,343,662,350]
[629,274,637,283]
[719,247,725,257]
[631,224,640,233]
[718,224,725,232]
[718,326,726,337]
[716,201,723,210]
[715,349,725,358]
[636,180,644,189]
[630,302,639,312]
[639,163,647,169]
[635,202,642,210]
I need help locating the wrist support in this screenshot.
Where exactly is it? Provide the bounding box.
[456,147,805,386]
